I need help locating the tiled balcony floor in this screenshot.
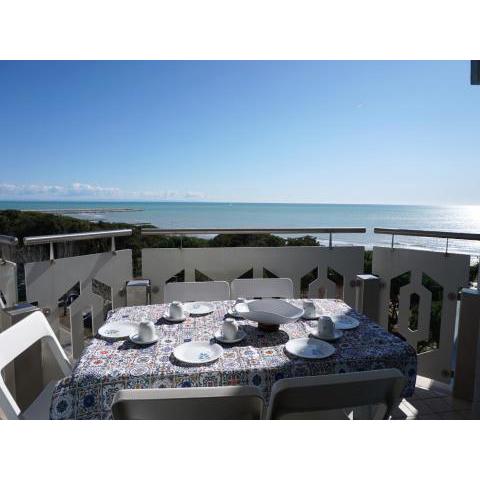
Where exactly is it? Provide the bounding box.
[393,376,480,420]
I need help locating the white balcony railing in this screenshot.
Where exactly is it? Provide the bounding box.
[0,235,18,309]
[1,225,480,402]
[23,229,132,261]
[22,230,133,358]
[360,228,480,396]
[142,227,366,304]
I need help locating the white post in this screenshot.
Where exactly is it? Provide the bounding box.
[453,287,480,401]
[355,274,380,322]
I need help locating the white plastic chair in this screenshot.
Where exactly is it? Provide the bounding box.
[164,281,230,303]
[230,278,294,299]
[266,369,406,420]
[111,385,265,420]
[0,311,72,420]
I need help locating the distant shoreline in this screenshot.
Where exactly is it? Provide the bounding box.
[20,207,144,214]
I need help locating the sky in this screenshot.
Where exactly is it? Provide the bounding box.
[0,60,478,204]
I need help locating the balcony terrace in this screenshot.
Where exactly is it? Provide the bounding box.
[1,226,480,420]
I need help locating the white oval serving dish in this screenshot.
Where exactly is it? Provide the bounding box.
[240,299,304,327]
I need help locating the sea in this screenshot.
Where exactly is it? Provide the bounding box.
[1,201,480,257]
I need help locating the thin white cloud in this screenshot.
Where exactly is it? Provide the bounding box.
[132,189,206,200]
[70,182,121,195]
[0,182,207,201]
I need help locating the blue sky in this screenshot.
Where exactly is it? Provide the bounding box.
[0,61,478,204]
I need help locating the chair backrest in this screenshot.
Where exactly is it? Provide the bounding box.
[0,311,71,419]
[266,369,406,420]
[164,281,230,303]
[230,278,293,299]
[112,385,265,420]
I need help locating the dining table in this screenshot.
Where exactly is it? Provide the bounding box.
[49,298,417,419]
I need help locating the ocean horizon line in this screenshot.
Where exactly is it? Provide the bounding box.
[1,199,480,208]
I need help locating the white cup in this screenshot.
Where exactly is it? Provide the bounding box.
[138,320,156,342]
[302,299,316,318]
[169,301,185,320]
[317,316,335,338]
[222,318,239,341]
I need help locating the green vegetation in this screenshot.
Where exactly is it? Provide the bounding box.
[364,250,372,274]
[0,211,337,277]
[470,262,479,283]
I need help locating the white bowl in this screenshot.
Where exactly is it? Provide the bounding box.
[240,299,304,326]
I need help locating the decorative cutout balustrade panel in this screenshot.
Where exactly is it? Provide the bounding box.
[25,250,132,359]
[373,246,469,383]
[142,246,364,305]
[0,260,17,308]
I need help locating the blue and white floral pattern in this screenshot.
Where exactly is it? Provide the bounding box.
[50,299,417,419]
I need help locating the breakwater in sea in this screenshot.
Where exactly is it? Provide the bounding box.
[21,207,143,214]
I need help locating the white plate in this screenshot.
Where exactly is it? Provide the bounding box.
[331,314,360,330]
[240,299,304,326]
[98,321,137,340]
[214,328,247,344]
[164,314,187,323]
[173,341,223,364]
[285,337,336,360]
[129,333,159,345]
[184,302,215,316]
[308,327,343,341]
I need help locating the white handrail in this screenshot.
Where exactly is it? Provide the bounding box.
[23,229,132,246]
[374,227,480,242]
[142,227,366,249]
[23,229,132,261]
[0,235,18,246]
[142,227,366,235]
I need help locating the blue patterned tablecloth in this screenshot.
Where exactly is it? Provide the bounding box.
[50,299,417,419]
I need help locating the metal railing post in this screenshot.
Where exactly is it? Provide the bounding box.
[49,242,55,263]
